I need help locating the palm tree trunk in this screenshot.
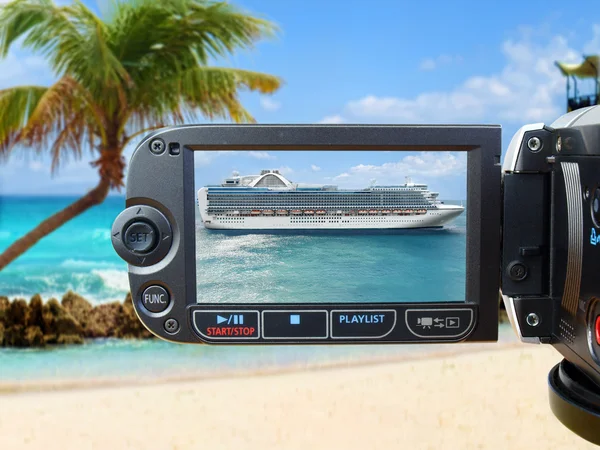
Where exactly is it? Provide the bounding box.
[0,178,111,271]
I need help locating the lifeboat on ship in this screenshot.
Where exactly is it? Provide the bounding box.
[369,210,378,215]
[251,210,261,215]
[335,210,343,215]
[304,210,315,215]
[263,210,274,215]
[316,210,326,215]
[358,210,368,215]
[348,211,356,215]
[291,210,302,215]
[276,210,288,215]
[381,210,391,214]
[392,210,401,214]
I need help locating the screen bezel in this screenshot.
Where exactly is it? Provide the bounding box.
[179,125,501,341]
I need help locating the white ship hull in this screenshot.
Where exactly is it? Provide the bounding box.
[198,189,463,230]
[200,211,462,230]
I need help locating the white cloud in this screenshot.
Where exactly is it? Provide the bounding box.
[583,24,600,54]
[0,51,53,88]
[248,151,275,160]
[331,152,466,187]
[260,97,281,112]
[419,58,437,70]
[193,150,236,167]
[310,164,321,172]
[419,54,463,71]
[194,150,277,167]
[319,115,345,124]
[28,160,45,172]
[277,166,293,175]
[323,27,597,125]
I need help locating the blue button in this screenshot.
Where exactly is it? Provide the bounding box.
[263,311,327,339]
[331,310,396,338]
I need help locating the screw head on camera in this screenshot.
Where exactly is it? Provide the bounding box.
[507,261,528,282]
[527,136,542,152]
[164,318,179,334]
[149,138,166,155]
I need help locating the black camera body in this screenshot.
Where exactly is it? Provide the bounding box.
[112,124,502,345]
[501,108,600,442]
[502,109,600,385]
[111,107,600,443]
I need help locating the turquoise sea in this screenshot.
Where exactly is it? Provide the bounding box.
[0,196,512,384]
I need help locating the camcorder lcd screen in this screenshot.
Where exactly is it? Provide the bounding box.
[194,150,467,304]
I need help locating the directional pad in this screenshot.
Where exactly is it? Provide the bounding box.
[111,205,173,267]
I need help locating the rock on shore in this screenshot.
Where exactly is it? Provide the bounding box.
[0,291,511,348]
[0,291,153,348]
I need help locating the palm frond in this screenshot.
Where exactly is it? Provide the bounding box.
[22,76,100,170]
[0,0,283,174]
[128,66,282,131]
[0,85,47,154]
[107,0,278,82]
[0,0,131,97]
[0,76,98,171]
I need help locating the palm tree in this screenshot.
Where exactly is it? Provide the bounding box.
[0,0,281,270]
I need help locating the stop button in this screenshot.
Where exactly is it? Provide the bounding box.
[595,316,600,346]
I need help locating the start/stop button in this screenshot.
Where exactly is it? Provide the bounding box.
[595,316,600,346]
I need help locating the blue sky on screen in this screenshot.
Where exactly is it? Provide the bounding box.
[194,151,468,200]
[1,0,600,195]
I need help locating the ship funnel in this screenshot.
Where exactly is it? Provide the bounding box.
[405,176,413,186]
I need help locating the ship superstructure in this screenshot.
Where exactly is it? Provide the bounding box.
[197,170,464,230]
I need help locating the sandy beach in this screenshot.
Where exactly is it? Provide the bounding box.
[0,345,595,450]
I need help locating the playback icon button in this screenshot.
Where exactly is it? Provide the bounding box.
[192,310,259,340]
[405,308,474,340]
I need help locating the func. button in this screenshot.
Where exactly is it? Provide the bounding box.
[192,311,259,340]
[141,285,170,313]
[331,310,396,339]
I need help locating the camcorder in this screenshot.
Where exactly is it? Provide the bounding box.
[112,106,600,444]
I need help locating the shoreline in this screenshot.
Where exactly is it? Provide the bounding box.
[1,345,593,450]
[0,339,523,395]
[0,290,511,348]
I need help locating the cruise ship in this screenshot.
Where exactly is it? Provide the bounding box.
[197,170,464,230]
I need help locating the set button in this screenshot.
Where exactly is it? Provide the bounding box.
[111,205,173,267]
[123,221,158,253]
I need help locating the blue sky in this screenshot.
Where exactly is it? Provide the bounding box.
[1,0,600,196]
[194,151,468,200]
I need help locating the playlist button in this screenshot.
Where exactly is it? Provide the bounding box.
[331,310,396,338]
